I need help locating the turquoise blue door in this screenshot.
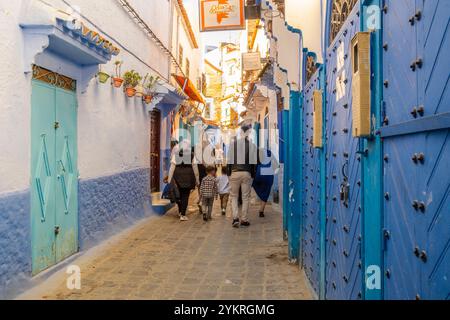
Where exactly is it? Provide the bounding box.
[287,91,303,261]
[55,88,78,263]
[31,72,78,275]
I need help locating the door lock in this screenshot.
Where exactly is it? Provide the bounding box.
[339,161,350,208]
[54,226,60,235]
[340,180,350,208]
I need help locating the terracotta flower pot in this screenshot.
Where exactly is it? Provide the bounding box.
[135,84,144,97]
[98,72,110,84]
[112,77,124,88]
[125,87,136,98]
[143,94,153,104]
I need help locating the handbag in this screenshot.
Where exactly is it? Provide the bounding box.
[162,179,180,203]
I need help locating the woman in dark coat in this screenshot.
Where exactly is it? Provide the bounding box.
[252,150,276,217]
[167,142,199,221]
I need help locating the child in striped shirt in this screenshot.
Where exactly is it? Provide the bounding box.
[200,166,218,221]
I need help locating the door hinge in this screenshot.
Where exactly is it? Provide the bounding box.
[54,122,60,129]
[381,100,386,120]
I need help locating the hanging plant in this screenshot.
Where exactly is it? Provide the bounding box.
[123,70,142,98]
[143,75,159,104]
[112,60,124,88]
[97,65,110,84]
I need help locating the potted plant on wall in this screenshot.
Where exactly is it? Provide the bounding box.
[123,70,142,98]
[135,73,147,98]
[143,75,159,104]
[112,60,124,88]
[97,65,110,84]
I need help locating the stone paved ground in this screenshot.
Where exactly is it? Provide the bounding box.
[21,192,312,300]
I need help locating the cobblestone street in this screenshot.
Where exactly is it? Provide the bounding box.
[21,193,312,300]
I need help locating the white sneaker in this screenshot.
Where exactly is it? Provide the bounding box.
[180,216,189,221]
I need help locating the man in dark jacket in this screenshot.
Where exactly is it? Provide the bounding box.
[227,124,257,228]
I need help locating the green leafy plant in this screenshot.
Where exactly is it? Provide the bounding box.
[123,70,142,88]
[145,75,160,93]
[142,75,160,104]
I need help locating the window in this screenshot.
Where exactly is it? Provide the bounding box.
[329,0,358,44]
[185,58,190,79]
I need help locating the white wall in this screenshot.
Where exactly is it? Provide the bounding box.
[254,23,270,58]
[285,0,324,62]
[0,1,31,193]
[171,0,201,86]
[0,0,172,193]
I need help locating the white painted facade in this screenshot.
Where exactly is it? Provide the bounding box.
[0,0,174,194]
[285,0,326,63]
[170,0,202,87]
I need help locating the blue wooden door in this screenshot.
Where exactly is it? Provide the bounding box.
[417,0,450,117]
[383,0,418,126]
[382,0,450,300]
[31,74,78,275]
[382,0,420,300]
[31,81,57,274]
[325,4,362,300]
[302,70,322,295]
[287,91,303,261]
[55,88,78,263]
[416,0,450,300]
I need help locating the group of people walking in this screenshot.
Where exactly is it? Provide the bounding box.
[164,123,276,228]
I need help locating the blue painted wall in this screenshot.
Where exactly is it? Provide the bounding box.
[0,191,31,299]
[79,167,151,250]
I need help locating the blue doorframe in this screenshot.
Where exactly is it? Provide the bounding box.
[282,109,290,240]
[288,90,303,261]
[318,66,327,300]
[361,0,383,300]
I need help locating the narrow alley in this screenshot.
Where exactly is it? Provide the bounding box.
[0,0,449,306]
[21,194,312,300]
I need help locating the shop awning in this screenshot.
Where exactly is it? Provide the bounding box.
[173,74,206,104]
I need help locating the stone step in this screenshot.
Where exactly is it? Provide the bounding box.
[150,192,172,215]
[151,191,163,203]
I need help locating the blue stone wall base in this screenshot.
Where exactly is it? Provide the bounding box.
[0,167,156,299]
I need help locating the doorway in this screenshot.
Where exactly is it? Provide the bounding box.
[150,109,161,193]
[31,66,78,275]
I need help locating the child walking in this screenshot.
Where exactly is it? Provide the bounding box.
[216,165,230,215]
[200,166,218,221]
